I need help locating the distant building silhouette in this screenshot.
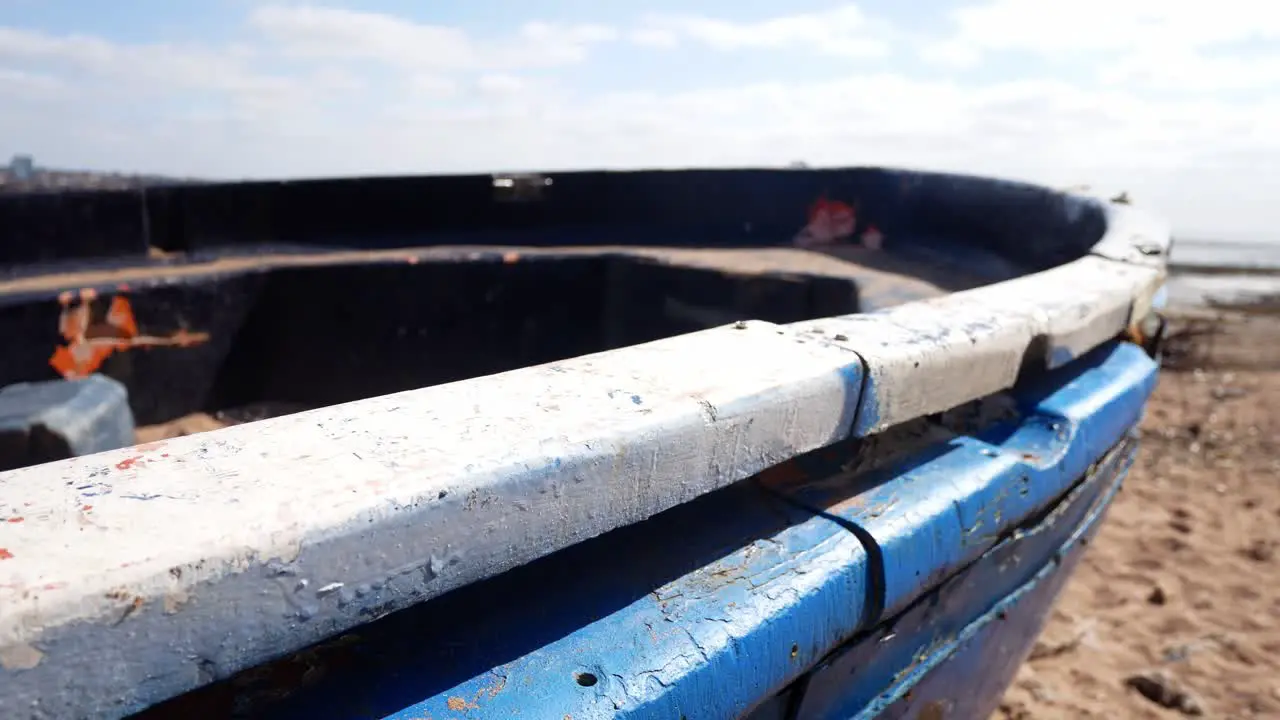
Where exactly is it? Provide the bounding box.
[10,155,34,181]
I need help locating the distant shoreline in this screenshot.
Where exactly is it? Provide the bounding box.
[1170,238,1280,276]
[1168,263,1280,277]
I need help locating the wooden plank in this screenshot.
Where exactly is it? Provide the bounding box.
[794,255,1162,435]
[0,320,864,719]
[789,202,1166,435]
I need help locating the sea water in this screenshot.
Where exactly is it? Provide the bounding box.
[1166,238,1280,308]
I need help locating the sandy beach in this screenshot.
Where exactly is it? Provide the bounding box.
[996,310,1280,719]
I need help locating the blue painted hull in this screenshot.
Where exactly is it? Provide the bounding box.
[141,341,1152,719]
[791,436,1128,719]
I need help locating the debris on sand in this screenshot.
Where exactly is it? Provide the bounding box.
[998,312,1280,719]
[1124,670,1205,716]
[1241,538,1277,563]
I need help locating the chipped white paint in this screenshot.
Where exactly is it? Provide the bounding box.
[1086,200,1174,268]
[795,255,1161,435]
[791,202,1167,435]
[0,199,1168,720]
[0,320,863,719]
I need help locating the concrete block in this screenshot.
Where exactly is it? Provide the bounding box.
[0,375,135,471]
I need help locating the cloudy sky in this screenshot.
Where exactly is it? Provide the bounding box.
[1,0,1277,240]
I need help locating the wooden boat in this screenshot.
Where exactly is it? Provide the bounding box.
[0,168,1168,719]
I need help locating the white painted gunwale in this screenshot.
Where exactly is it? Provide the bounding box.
[0,199,1168,719]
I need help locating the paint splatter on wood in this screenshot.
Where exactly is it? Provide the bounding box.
[115,457,143,471]
[794,197,857,247]
[49,289,211,379]
[793,198,887,251]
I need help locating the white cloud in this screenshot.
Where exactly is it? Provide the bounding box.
[933,0,1280,57]
[0,27,274,95]
[0,67,66,97]
[635,5,889,58]
[1100,47,1280,93]
[475,73,528,95]
[629,27,680,49]
[0,3,1277,240]
[925,0,1280,94]
[249,6,617,71]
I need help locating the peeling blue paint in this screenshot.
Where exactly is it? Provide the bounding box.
[794,436,1133,718]
[247,480,870,720]
[778,341,1156,619]
[196,342,1155,720]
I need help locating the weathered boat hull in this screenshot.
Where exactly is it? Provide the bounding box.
[141,342,1146,719]
[130,342,1149,720]
[0,168,1168,719]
